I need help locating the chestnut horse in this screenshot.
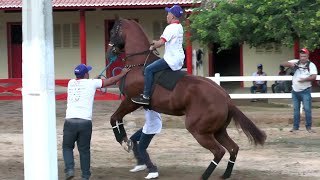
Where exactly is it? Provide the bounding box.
[107,19,266,180]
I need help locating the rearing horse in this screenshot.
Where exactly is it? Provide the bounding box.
[107,18,266,180]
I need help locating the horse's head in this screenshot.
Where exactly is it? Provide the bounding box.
[107,19,125,63]
[106,19,152,64]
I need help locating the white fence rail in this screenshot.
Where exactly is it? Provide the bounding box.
[207,74,320,99]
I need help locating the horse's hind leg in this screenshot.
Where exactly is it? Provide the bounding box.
[215,129,239,179]
[192,133,226,180]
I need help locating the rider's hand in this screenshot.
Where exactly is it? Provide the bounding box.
[149,45,155,51]
[121,68,130,75]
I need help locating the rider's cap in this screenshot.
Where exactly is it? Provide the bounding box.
[74,64,92,76]
[300,48,309,55]
[257,64,263,68]
[165,5,184,18]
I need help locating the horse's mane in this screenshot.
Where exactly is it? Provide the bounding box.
[111,18,160,62]
[129,20,151,43]
[117,19,150,46]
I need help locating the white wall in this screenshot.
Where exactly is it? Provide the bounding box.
[242,42,294,87]
[53,11,80,78]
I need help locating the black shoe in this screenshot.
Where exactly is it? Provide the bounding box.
[289,128,299,132]
[65,170,74,180]
[131,95,150,105]
[306,128,316,133]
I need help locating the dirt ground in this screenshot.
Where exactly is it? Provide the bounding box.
[0,100,320,180]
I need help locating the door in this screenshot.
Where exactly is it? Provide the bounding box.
[212,44,241,88]
[8,23,22,78]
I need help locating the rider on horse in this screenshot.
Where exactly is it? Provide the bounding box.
[107,17,267,180]
[131,5,185,105]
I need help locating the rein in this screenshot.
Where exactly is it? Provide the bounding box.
[123,49,156,69]
[121,50,150,61]
[124,64,144,68]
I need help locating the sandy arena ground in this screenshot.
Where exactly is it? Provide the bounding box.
[0,100,320,180]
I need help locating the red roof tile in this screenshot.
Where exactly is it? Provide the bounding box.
[0,0,198,9]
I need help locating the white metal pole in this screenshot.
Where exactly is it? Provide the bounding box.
[214,73,221,85]
[192,49,197,75]
[22,0,57,180]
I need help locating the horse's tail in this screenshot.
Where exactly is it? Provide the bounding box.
[229,103,266,146]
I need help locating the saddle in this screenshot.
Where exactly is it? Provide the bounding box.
[145,60,187,92]
[152,68,187,91]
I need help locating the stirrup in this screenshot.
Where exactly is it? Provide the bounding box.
[131,95,150,105]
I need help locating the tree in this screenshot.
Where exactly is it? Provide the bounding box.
[190,0,320,50]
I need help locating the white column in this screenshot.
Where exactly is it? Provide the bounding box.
[22,0,57,180]
[214,73,221,86]
[192,49,197,76]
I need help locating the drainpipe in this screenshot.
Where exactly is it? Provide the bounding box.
[185,15,192,74]
[80,10,86,64]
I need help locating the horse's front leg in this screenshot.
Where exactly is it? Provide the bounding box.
[110,97,140,145]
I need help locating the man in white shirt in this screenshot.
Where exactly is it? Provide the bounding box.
[250,64,267,102]
[63,64,129,180]
[131,5,185,105]
[127,109,162,179]
[282,48,318,133]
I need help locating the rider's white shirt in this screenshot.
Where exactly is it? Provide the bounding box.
[66,79,102,120]
[289,59,318,92]
[143,109,162,134]
[161,23,185,71]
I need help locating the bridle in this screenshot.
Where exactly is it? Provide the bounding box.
[108,43,151,62]
[108,20,159,68]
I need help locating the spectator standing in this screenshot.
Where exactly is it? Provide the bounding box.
[281,48,317,133]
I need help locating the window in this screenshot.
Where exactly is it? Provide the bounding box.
[265,43,273,52]
[255,45,265,53]
[11,25,22,44]
[54,23,79,48]
[274,43,282,53]
[255,43,282,54]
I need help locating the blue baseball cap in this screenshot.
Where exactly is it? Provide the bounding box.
[257,64,263,68]
[165,5,184,18]
[74,64,92,76]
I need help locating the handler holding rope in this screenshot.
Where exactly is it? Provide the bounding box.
[63,64,129,180]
